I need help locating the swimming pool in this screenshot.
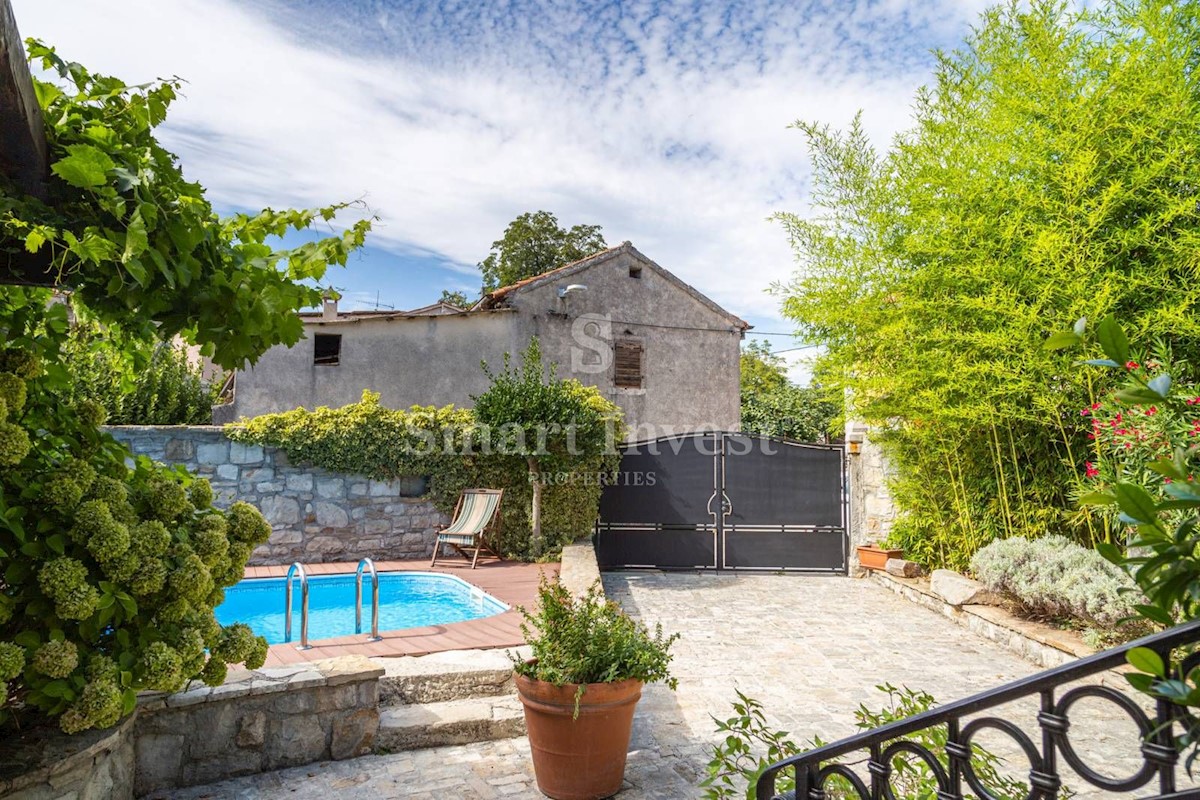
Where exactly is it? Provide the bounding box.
[214,572,508,645]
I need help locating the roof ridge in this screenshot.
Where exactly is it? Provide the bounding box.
[475,242,629,306]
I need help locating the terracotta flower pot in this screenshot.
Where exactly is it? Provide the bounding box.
[856,544,902,571]
[515,671,643,800]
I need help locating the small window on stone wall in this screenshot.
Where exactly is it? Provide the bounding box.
[614,340,643,388]
[314,333,341,366]
[629,265,643,279]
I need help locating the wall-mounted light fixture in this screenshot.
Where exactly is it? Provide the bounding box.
[550,284,588,317]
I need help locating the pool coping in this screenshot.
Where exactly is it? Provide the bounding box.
[244,559,556,666]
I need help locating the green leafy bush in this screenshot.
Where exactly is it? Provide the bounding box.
[60,318,221,425]
[0,337,271,734]
[512,576,677,713]
[228,380,622,561]
[0,41,367,735]
[702,686,1032,800]
[775,0,1200,569]
[970,535,1146,639]
[1048,316,1200,764]
[472,339,624,557]
[740,342,841,443]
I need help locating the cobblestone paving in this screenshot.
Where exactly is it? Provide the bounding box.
[172,573,1180,799]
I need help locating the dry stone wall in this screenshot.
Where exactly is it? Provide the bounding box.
[134,656,381,796]
[0,656,383,800]
[107,426,448,565]
[1,716,135,800]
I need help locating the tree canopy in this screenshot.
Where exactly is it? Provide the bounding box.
[472,339,623,556]
[439,289,470,308]
[739,341,839,443]
[478,210,606,293]
[775,0,1200,567]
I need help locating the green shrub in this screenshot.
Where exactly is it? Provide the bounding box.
[512,577,677,714]
[776,0,1200,569]
[1049,316,1200,765]
[0,338,272,735]
[702,686,1033,800]
[971,535,1145,637]
[60,321,222,426]
[228,377,622,561]
[0,39,368,736]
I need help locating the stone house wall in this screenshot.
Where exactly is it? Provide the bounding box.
[107,426,448,565]
[214,243,746,437]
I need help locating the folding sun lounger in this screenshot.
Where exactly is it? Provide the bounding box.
[429,488,504,569]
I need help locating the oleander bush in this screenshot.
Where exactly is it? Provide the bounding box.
[1049,316,1200,763]
[971,535,1145,636]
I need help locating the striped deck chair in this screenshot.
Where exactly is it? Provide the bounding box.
[430,488,504,569]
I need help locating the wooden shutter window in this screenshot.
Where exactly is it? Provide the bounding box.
[614,341,643,388]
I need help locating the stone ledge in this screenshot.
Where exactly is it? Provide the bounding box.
[559,540,602,599]
[138,655,384,711]
[105,424,225,433]
[0,715,134,796]
[869,571,1093,669]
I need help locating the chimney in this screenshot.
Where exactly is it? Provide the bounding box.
[322,294,338,321]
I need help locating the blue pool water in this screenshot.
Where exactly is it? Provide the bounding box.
[214,572,508,645]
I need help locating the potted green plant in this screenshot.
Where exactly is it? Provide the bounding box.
[855,542,903,571]
[512,576,678,800]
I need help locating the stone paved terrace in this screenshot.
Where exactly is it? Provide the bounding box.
[249,560,555,666]
[173,573,1191,799]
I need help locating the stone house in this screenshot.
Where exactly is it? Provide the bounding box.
[214,242,749,437]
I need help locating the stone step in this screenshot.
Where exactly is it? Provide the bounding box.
[375,647,528,706]
[375,695,526,752]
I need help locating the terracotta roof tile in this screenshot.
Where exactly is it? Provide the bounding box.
[481,243,625,303]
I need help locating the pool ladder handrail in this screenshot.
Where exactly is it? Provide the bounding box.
[355,558,381,641]
[284,562,311,649]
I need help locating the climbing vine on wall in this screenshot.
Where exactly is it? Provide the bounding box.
[227,387,623,560]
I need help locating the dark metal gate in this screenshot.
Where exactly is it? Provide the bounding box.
[595,432,846,572]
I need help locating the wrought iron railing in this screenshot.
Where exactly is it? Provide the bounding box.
[756,619,1200,800]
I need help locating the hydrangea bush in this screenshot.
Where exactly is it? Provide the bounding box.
[1,41,369,735]
[0,332,272,733]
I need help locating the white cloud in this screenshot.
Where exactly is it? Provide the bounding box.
[12,0,986,330]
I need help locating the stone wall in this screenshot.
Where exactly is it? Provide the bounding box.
[1,716,135,800]
[134,656,381,796]
[0,656,382,800]
[107,426,448,565]
[847,423,897,571]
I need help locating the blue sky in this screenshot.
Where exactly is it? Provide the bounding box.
[13,0,989,379]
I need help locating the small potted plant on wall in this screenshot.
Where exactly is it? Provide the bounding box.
[856,541,903,571]
[513,577,678,800]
